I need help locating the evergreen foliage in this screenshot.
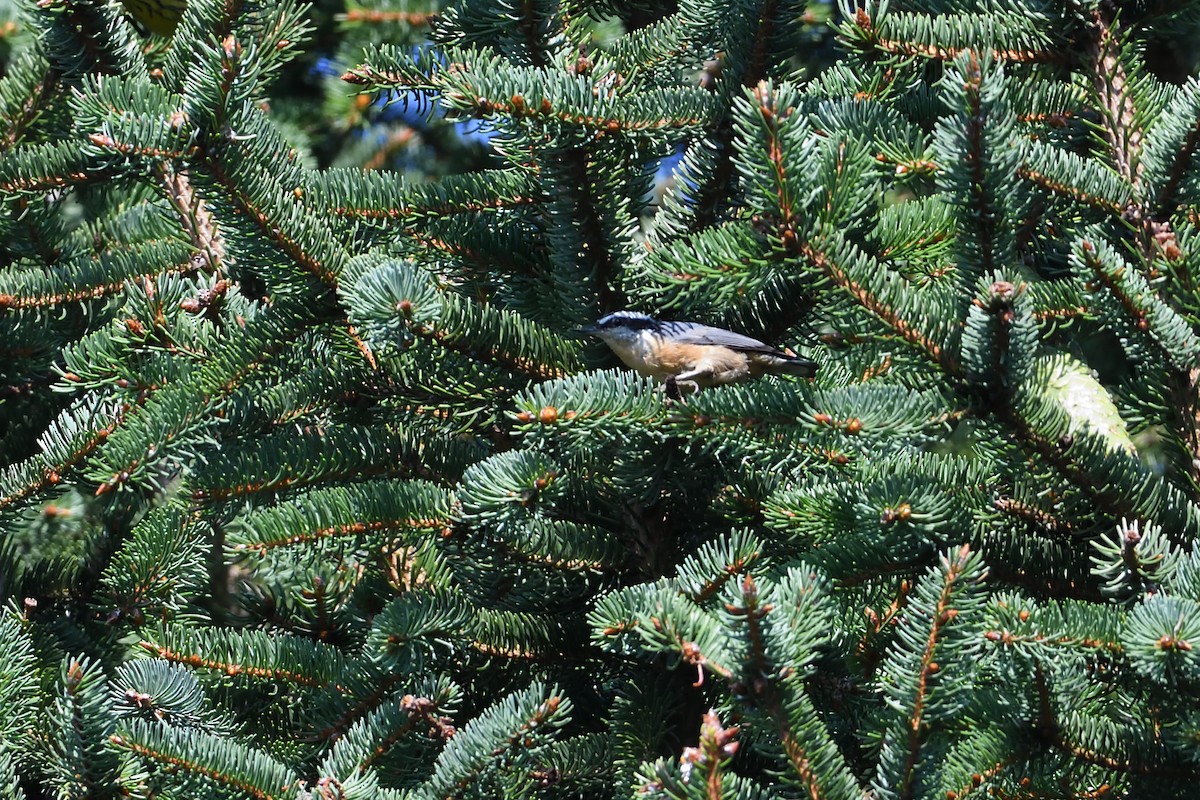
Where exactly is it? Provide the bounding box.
[5,0,1200,796]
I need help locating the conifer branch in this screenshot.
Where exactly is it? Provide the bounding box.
[359,694,455,771]
[418,686,569,798]
[232,517,449,555]
[0,146,117,195]
[982,626,1119,654]
[33,0,137,79]
[676,0,783,233]
[9,197,60,263]
[944,758,1011,800]
[405,228,522,274]
[892,546,976,800]
[997,408,1125,521]
[685,126,738,233]
[836,559,926,589]
[1017,165,1127,215]
[1030,661,1199,790]
[344,9,437,26]
[1079,241,1148,331]
[554,149,623,314]
[857,581,913,679]
[1085,10,1142,195]
[193,460,429,501]
[53,657,119,796]
[109,725,296,800]
[316,673,407,742]
[868,37,1058,65]
[136,639,342,690]
[750,81,800,229]
[86,132,188,160]
[1017,111,1076,126]
[1152,126,1200,217]
[514,0,552,68]
[0,62,59,150]
[845,8,1064,65]
[111,739,277,800]
[1030,305,1087,325]
[203,157,342,290]
[743,0,780,86]
[731,576,853,799]
[965,279,1018,389]
[468,638,567,661]
[406,320,571,380]
[0,246,195,311]
[88,315,315,495]
[0,169,95,194]
[10,1,1200,794]
[1046,730,1199,781]
[686,552,760,604]
[799,240,958,374]
[157,164,227,276]
[991,496,1078,539]
[325,187,538,223]
[985,558,1104,601]
[0,404,128,511]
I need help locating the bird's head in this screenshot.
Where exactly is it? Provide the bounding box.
[578,311,660,346]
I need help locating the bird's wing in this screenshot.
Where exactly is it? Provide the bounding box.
[659,322,789,356]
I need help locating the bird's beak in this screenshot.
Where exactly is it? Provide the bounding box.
[576,323,600,336]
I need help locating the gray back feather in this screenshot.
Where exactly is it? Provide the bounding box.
[659,321,788,356]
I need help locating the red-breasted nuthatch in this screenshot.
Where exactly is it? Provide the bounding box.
[579,311,817,391]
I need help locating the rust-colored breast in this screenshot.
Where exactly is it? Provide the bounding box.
[651,342,707,376]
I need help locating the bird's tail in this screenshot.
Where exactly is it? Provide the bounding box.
[747,348,819,380]
[774,354,818,379]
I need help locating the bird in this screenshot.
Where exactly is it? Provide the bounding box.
[119,0,187,35]
[579,311,817,393]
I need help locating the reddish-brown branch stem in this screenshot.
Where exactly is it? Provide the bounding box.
[896,544,973,800]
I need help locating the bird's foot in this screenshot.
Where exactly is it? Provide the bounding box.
[661,376,700,403]
[664,376,684,403]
